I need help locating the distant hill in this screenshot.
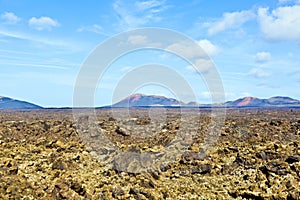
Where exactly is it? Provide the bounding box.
[225,97,268,107]
[0,96,42,109]
[112,94,184,107]
[112,94,300,108]
[225,96,300,108]
[267,96,299,105]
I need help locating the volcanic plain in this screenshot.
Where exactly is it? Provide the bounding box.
[0,108,300,199]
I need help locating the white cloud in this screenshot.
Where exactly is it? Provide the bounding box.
[186,59,214,74]
[241,92,252,97]
[166,40,218,59]
[113,0,168,29]
[120,66,133,72]
[77,24,103,34]
[1,62,68,70]
[186,65,196,72]
[1,12,21,24]
[167,42,199,58]
[248,68,271,78]
[208,10,255,35]
[135,0,166,12]
[255,51,272,63]
[201,91,211,99]
[197,39,219,56]
[0,29,80,50]
[166,42,206,59]
[194,59,214,73]
[200,91,227,102]
[127,35,148,45]
[125,34,161,47]
[28,16,59,31]
[258,6,300,40]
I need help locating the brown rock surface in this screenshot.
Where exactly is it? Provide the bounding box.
[0,108,299,199]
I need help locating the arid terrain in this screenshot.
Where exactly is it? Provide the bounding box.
[0,108,300,199]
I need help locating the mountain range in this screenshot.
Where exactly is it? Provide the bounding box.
[225,96,300,108]
[0,96,42,109]
[112,94,300,108]
[0,94,300,109]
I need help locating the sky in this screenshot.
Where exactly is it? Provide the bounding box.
[0,0,300,107]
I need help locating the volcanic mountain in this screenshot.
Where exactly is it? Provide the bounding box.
[112,94,185,107]
[225,97,268,107]
[112,94,300,108]
[0,96,42,109]
[267,96,299,105]
[225,96,300,107]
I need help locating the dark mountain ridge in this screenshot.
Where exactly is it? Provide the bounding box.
[0,96,42,109]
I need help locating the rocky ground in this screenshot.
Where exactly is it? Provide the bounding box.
[0,108,300,199]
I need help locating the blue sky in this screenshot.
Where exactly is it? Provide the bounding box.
[0,0,299,107]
